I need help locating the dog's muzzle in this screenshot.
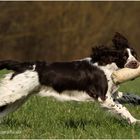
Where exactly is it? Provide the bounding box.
[125,61,140,69]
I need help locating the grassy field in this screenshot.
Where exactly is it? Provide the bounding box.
[0,70,140,138]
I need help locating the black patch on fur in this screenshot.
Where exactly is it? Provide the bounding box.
[0,60,34,72]
[35,61,108,101]
[0,60,35,79]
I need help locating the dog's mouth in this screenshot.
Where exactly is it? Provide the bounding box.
[125,61,140,69]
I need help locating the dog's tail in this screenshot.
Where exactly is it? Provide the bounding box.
[116,92,140,105]
[0,60,21,71]
[0,60,35,72]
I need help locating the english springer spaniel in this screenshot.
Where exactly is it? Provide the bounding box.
[0,32,140,124]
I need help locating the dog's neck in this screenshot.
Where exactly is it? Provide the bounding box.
[81,57,119,71]
[93,62,119,71]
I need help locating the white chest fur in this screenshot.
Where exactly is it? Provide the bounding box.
[98,63,119,94]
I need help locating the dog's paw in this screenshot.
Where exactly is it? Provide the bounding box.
[136,120,140,125]
[131,120,140,125]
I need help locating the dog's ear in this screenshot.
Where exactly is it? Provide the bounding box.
[112,32,129,49]
[91,46,104,57]
[90,47,101,62]
[91,45,107,62]
[91,47,98,59]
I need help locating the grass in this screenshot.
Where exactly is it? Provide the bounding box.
[0,70,140,138]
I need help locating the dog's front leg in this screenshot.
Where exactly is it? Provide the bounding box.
[113,91,140,105]
[100,95,139,124]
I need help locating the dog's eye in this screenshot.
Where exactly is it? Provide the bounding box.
[132,51,137,57]
[29,65,32,69]
[123,56,127,60]
[123,50,129,58]
[130,48,136,55]
[131,50,134,55]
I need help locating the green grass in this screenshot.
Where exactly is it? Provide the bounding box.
[0,70,140,138]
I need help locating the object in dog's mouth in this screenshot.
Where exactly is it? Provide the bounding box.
[112,64,140,84]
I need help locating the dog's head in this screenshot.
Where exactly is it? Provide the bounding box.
[91,32,139,69]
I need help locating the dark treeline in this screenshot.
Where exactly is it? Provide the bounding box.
[0,2,140,62]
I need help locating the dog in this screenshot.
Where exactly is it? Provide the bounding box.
[0,32,140,124]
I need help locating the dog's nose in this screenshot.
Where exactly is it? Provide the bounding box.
[125,61,139,69]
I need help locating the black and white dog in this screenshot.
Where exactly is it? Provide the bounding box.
[0,32,140,124]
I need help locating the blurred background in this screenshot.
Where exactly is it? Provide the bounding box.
[0,1,140,62]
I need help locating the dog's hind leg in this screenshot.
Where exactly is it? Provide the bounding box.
[0,96,30,123]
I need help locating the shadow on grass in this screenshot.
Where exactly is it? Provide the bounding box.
[1,117,31,128]
[64,117,130,130]
[65,119,102,130]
